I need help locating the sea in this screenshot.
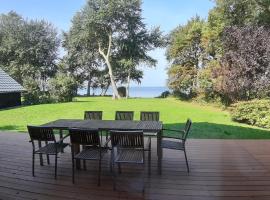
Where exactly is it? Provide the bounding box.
[78,86,169,98]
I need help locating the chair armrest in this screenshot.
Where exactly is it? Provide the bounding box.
[162,136,185,141]
[162,128,185,133]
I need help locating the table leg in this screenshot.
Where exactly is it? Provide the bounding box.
[38,141,43,166]
[74,144,81,170]
[59,129,64,153]
[157,129,162,175]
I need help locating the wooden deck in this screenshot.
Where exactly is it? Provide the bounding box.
[1,131,270,200]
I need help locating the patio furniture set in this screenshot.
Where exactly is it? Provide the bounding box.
[27,111,192,191]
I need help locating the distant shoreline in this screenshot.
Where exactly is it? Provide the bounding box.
[78,86,169,98]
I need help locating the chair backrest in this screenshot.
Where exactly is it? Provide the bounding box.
[115,111,134,120]
[110,130,144,148]
[27,126,55,142]
[140,111,159,121]
[69,128,100,146]
[183,119,192,141]
[84,111,103,120]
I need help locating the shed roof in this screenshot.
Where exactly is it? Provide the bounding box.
[0,68,24,93]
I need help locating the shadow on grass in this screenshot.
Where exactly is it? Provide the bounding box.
[1,121,270,139]
[163,122,270,139]
[0,125,25,132]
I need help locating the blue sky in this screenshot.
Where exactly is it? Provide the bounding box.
[0,0,214,87]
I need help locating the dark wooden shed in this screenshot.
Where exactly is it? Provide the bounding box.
[0,68,24,109]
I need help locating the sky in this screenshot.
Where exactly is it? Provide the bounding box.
[0,0,215,87]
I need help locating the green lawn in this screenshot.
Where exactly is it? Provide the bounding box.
[0,97,269,139]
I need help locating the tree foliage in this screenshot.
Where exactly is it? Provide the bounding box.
[167,0,270,105]
[0,11,60,86]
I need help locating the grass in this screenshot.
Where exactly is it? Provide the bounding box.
[0,97,269,139]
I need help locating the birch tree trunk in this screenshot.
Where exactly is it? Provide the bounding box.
[98,34,120,99]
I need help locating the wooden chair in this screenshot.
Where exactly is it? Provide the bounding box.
[83,111,103,169]
[140,111,159,137]
[162,119,192,173]
[69,128,108,186]
[115,111,134,120]
[140,112,160,174]
[27,126,69,179]
[110,130,150,192]
[140,111,160,122]
[84,111,103,120]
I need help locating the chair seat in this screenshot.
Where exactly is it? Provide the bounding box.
[74,147,107,160]
[35,143,69,154]
[114,149,144,164]
[161,139,184,150]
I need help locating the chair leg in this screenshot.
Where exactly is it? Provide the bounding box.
[32,152,35,177]
[55,154,58,179]
[38,141,43,166]
[118,163,121,174]
[47,154,50,165]
[83,160,87,170]
[142,164,145,194]
[82,145,87,170]
[148,138,151,176]
[113,162,116,190]
[72,158,75,184]
[184,149,190,173]
[98,158,101,186]
[45,141,50,165]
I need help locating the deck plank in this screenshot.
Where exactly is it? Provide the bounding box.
[0,131,270,200]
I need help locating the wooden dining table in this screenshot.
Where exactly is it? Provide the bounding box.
[41,119,163,174]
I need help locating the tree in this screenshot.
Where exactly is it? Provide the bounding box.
[67,0,164,99]
[166,17,205,97]
[63,11,101,96]
[216,26,270,103]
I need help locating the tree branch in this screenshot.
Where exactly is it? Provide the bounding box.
[98,42,107,59]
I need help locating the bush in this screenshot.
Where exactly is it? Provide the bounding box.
[48,73,77,102]
[157,90,170,98]
[231,99,270,128]
[117,86,126,97]
[22,78,51,105]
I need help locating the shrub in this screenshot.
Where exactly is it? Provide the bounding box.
[231,99,270,128]
[157,90,171,98]
[48,73,77,102]
[22,78,51,105]
[117,86,126,97]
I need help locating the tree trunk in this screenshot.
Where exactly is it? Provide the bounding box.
[105,58,120,99]
[126,69,131,99]
[87,76,91,96]
[98,34,120,99]
[103,83,110,96]
[86,80,91,97]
